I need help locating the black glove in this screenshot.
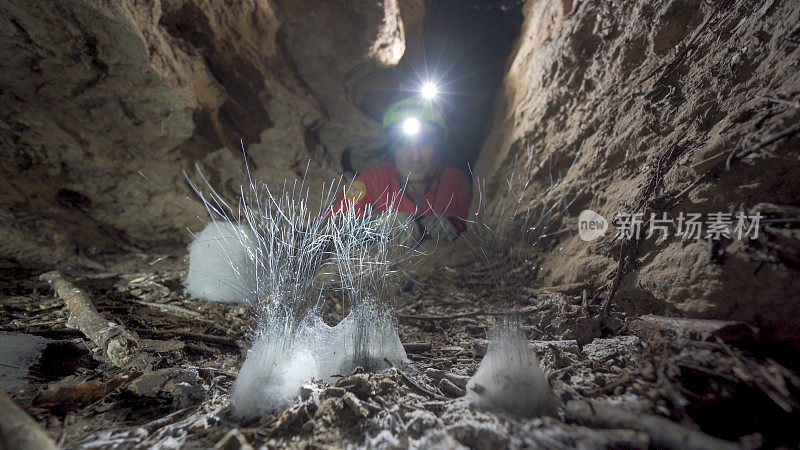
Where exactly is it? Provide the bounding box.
[419,215,459,242]
[369,210,423,248]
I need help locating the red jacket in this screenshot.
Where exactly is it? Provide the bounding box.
[330,161,471,232]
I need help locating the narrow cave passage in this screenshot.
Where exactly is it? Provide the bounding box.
[1,0,800,448]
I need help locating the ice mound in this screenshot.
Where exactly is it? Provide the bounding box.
[184,175,412,419]
[333,304,408,373]
[231,309,407,418]
[230,324,323,417]
[185,221,257,303]
[466,322,558,417]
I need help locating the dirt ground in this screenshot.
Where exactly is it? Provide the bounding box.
[2,249,799,450]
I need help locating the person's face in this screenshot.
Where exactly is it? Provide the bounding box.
[393,140,438,183]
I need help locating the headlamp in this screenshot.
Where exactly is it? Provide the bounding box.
[402,117,421,135]
[421,82,438,100]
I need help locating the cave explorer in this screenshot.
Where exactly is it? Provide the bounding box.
[330,97,472,244]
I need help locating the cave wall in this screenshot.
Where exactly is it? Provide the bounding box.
[0,0,412,265]
[476,0,800,343]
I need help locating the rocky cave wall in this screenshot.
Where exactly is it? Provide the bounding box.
[0,0,420,266]
[3,0,799,345]
[475,0,800,344]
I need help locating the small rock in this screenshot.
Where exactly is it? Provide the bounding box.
[582,336,643,364]
[300,383,319,401]
[276,403,310,432]
[446,421,509,449]
[377,378,396,395]
[426,367,443,378]
[426,368,471,389]
[0,332,51,391]
[438,378,465,397]
[126,368,204,408]
[739,433,764,449]
[403,342,432,353]
[335,373,373,399]
[529,293,602,345]
[640,361,655,381]
[319,386,346,400]
[421,400,448,415]
[190,417,209,429]
[405,409,440,437]
[343,391,369,418]
[213,429,253,450]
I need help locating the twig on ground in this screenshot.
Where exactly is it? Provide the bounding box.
[584,374,633,396]
[136,406,199,432]
[398,306,537,322]
[40,270,140,368]
[0,390,58,450]
[382,358,446,401]
[131,300,202,318]
[133,328,241,349]
[628,314,758,342]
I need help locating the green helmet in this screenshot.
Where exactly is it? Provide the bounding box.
[382,98,448,144]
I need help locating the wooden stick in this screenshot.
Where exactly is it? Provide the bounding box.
[397,306,537,322]
[41,271,139,367]
[0,390,58,450]
[131,300,201,318]
[382,358,446,400]
[132,328,240,349]
[565,400,738,450]
[584,374,632,397]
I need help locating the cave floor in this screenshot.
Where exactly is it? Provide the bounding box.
[1,256,799,449]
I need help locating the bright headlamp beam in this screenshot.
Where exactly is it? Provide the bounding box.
[402,117,421,135]
[421,82,438,100]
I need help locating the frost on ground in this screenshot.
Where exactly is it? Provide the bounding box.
[230,317,323,418]
[185,174,410,419]
[466,321,558,417]
[185,221,257,303]
[229,206,410,418]
[231,310,407,418]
